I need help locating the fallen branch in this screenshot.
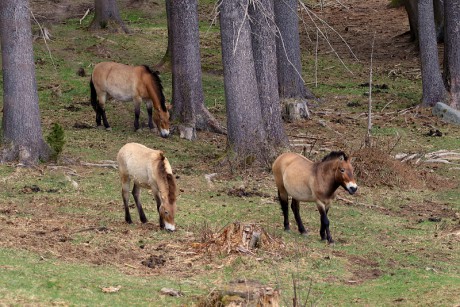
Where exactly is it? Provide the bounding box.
[80,8,90,24]
[80,161,118,169]
[336,195,387,211]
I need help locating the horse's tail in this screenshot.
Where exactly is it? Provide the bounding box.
[90,77,98,111]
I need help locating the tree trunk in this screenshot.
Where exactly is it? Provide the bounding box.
[249,0,289,152]
[155,0,172,72]
[89,0,129,33]
[274,0,313,121]
[0,0,50,165]
[170,0,225,140]
[403,0,444,43]
[219,0,269,164]
[418,0,447,107]
[444,0,460,109]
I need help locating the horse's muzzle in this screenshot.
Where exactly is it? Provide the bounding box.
[346,182,358,195]
[160,129,170,138]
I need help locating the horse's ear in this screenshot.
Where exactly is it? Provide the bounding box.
[339,155,344,161]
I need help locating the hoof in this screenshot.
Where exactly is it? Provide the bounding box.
[105,127,112,131]
[300,230,308,236]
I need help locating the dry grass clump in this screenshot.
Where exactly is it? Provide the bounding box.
[352,147,425,189]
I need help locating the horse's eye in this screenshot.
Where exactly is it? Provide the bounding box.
[340,168,345,173]
[164,211,169,215]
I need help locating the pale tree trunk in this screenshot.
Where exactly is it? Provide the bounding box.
[249,0,289,152]
[219,0,269,164]
[0,0,50,165]
[274,0,313,121]
[444,0,460,109]
[170,0,225,140]
[89,0,129,33]
[418,0,447,106]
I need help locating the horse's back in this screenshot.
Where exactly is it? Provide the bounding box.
[272,152,315,201]
[117,143,163,187]
[92,62,145,101]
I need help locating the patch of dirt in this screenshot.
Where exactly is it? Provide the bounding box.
[333,251,383,284]
[226,187,271,198]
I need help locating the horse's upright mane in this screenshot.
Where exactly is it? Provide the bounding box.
[142,65,167,112]
[157,154,176,204]
[321,151,348,162]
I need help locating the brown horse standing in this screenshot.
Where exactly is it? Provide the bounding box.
[272,151,357,243]
[90,61,170,138]
[117,143,177,231]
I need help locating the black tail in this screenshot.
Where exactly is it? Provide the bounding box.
[90,77,98,112]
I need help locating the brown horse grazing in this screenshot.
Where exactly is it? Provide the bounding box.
[117,143,177,231]
[90,61,171,138]
[272,151,357,243]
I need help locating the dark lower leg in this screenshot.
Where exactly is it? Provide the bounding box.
[319,209,333,243]
[132,184,147,223]
[122,189,132,224]
[100,107,110,129]
[134,105,140,131]
[155,195,165,229]
[95,111,102,126]
[291,199,307,234]
[147,105,153,130]
[278,191,290,231]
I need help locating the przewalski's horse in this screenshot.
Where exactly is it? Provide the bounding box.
[272,151,357,243]
[117,143,177,231]
[90,61,171,138]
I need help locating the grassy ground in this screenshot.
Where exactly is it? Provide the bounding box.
[0,0,459,306]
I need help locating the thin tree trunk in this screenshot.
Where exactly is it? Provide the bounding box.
[89,0,129,33]
[170,0,225,140]
[418,0,447,106]
[0,0,50,164]
[155,0,172,72]
[444,0,460,109]
[249,0,289,152]
[219,0,268,163]
[274,0,313,121]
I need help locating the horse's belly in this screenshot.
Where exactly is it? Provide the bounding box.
[108,89,133,102]
[285,183,315,202]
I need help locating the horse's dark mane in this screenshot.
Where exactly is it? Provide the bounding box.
[321,151,348,162]
[157,153,176,204]
[142,65,167,112]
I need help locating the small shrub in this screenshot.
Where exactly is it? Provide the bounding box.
[46,123,65,162]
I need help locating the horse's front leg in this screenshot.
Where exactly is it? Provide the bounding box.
[291,199,307,235]
[317,203,333,243]
[146,100,154,131]
[155,194,165,229]
[121,175,132,224]
[133,97,142,131]
[278,190,290,231]
[132,183,147,223]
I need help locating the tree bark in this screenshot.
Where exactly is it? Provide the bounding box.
[219,0,269,164]
[418,0,447,106]
[402,0,444,42]
[444,0,460,109]
[249,0,289,151]
[89,0,129,33]
[0,0,50,165]
[170,0,225,140]
[274,0,313,121]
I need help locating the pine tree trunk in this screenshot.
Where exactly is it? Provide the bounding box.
[418,0,447,106]
[274,0,313,121]
[89,0,129,33]
[219,0,268,164]
[0,0,50,165]
[444,0,460,109]
[155,0,172,72]
[170,0,225,140]
[249,0,289,152]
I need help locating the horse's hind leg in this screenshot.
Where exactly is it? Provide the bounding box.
[291,199,307,235]
[96,92,111,129]
[132,183,148,223]
[278,190,290,231]
[121,175,132,224]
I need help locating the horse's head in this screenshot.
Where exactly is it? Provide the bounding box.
[334,153,358,195]
[157,155,177,231]
[153,107,170,138]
